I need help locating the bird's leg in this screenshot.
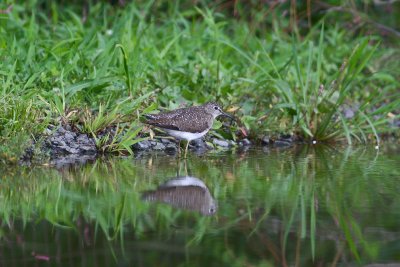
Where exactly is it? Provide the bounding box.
[184,140,189,159]
[177,140,181,156]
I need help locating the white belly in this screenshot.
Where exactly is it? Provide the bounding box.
[164,128,209,141]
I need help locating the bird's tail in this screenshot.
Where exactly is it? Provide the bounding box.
[143,114,157,121]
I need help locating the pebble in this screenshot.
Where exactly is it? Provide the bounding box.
[161,138,173,144]
[64,132,76,141]
[213,138,230,147]
[241,138,251,146]
[42,125,98,165]
[165,144,178,155]
[133,140,152,150]
[191,139,207,149]
[280,134,293,142]
[152,142,166,150]
[261,136,271,145]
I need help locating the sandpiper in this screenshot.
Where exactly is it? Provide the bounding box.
[144,102,234,157]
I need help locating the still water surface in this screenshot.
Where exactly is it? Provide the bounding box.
[0,145,399,266]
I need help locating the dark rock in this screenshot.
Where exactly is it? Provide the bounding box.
[213,139,230,147]
[190,139,201,147]
[261,136,271,145]
[152,142,166,150]
[241,138,251,146]
[149,140,158,146]
[70,143,79,149]
[63,146,80,154]
[190,139,208,149]
[53,139,67,147]
[20,146,34,162]
[44,125,97,161]
[237,145,250,153]
[80,144,97,153]
[133,140,152,150]
[161,138,173,144]
[280,134,293,142]
[65,124,73,131]
[273,140,292,147]
[165,144,178,155]
[64,132,76,141]
[77,134,89,143]
[57,126,66,134]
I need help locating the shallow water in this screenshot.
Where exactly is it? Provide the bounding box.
[1,145,400,266]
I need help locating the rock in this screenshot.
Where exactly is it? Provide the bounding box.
[80,145,97,153]
[190,139,208,149]
[190,139,203,147]
[57,126,66,134]
[280,134,293,142]
[261,136,271,145]
[63,146,80,154]
[132,140,152,150]
[165,144,178,155]
[344,107,355,119]
[161,138,173,144]
[152,142,166,150]
[273,140,292,147]
[77,134,89,143]
[149,141,158,146]
[64,132,76,141]
[53,140,67,147]
[64,124,72,131]
[241,138,251,146]
[213,138,230,148]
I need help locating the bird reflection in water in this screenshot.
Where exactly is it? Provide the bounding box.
[142,176,217,216]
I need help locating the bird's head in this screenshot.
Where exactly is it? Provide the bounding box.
[203,102,234,120]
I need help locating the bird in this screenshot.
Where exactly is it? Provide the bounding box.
[143,102,234,157]
[142,176,217,216]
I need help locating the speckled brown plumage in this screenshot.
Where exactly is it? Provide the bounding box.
[141,176,217,215]
[144,103,218,133]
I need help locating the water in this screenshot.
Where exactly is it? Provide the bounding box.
[1,145,399,266]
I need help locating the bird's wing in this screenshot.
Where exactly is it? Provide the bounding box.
[145,108,211,133]
[144,109,186,130]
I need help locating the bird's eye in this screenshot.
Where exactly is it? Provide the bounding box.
[214,106,219,110]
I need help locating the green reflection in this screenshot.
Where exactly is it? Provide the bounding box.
[0,145,399,266]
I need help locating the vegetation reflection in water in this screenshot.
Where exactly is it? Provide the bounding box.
[0,145,399,266]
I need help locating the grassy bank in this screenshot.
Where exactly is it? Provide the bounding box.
[0,1,399,159]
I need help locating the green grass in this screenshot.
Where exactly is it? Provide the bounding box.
[0,1,399,158]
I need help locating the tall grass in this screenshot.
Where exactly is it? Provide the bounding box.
[0,1,398,158]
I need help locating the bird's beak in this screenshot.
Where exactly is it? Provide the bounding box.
[221,111,235,121]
